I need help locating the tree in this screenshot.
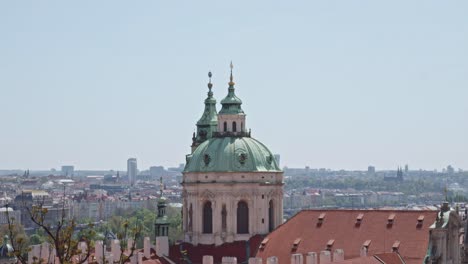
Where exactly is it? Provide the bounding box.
[7,191,140,264]
[1,205,29,263]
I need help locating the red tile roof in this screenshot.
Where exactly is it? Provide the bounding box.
[168,235,263,264]
[255,210,438,264]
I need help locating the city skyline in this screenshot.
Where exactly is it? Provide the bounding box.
[1,1,467,170]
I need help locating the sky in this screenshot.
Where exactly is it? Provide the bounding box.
[0,1,467,171]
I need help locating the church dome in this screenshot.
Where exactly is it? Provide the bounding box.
[184,136,281,173]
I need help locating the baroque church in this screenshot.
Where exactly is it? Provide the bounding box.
[181,64,284,246]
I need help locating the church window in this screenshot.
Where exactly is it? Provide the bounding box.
[237,201,249,234]
[203,201,213,234]
[233,121,237,132]
[269,200,274,232]
[224,122,227,132]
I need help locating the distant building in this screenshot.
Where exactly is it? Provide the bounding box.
[61,165,74,177]
[150,166,165,178]
[367,166,375,174]
[384,167,404,182]
[404,164,409,173]
[0,207,21,225]
[127,158,137,186]
[447,165,455,174]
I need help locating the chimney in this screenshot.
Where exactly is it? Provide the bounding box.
[222,257,238,264]
[127,238,134,252]
[28,244,41,264]
[306,252,317,264]
[320,251,331,264]
[291,253,303,264]
[41,242,50,264]
[155,236,169,257]
[248,257,263,264]
[78,242,88,264]
[267,256,279,264]
[111,239,121,263]
[95,240,104,264]
[333,249,344,262]
[203,255,214,264]
[130,254,137,264]
[138,252,144,264]
[144,237,151,258]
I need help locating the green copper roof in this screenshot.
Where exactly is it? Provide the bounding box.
[196,87,217,126]
[194,73,218,144]
[184,136,281,173]
[219,68,244,115]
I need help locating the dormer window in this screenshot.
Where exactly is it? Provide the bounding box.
[356,213,364,226]
[387,213,395,227]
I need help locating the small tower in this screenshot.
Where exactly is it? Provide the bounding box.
[397,167,403,181]
[191,72,218,153]
[155,177,169,238]
[0,235,16,264]
[217,62,247,135]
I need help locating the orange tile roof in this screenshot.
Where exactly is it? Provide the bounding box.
[255,210,438,264]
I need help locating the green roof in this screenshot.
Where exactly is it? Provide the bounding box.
[184,136,281,173]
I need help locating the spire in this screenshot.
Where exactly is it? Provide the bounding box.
[192,71,218,150]
[229,61,235,87]
[219,62,244,115]
[208,71,213,96]
[159,176,164,198]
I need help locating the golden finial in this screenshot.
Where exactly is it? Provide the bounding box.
[229,61,235,86]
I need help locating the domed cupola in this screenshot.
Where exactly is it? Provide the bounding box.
[0,235,16,264]
[191,72,218,152]
[217,63,247,136]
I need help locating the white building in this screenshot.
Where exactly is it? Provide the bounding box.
[127,158,137,186]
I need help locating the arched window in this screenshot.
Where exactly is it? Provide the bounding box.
[232,121,237,132]
[203,201,213,234]
[223,122,227,132]
[241,122,244,132]
[237,201,249,234]
[269,200,274,232]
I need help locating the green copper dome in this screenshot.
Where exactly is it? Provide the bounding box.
[184,137,281,173]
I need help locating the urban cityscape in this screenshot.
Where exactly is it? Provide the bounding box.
[1,1,467,264]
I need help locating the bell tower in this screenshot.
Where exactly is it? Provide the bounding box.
[217,62,247,136]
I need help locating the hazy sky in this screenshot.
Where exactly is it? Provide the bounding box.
[1,1,467,171]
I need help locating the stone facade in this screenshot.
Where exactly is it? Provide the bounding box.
[183,172,283,245]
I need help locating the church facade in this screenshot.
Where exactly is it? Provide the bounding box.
[181,64,284,246]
